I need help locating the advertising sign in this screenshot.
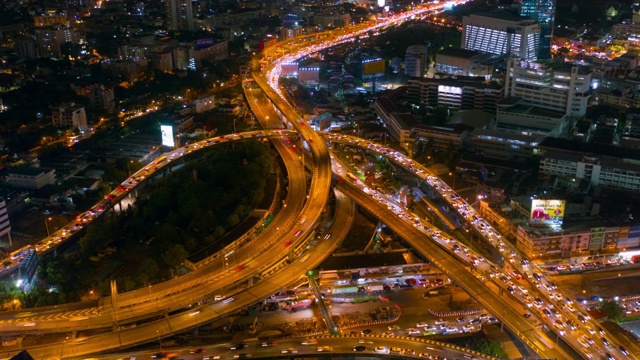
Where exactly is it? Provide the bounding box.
[530,199,565,225]
[363,58,385,76]
[160,125,175,147]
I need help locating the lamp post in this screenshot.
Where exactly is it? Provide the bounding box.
[448,172,457,190]
[45,217,52,237]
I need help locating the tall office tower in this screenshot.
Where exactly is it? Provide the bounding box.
[462,11,540,61]
[166,0,194,31]
[519,0,555,60]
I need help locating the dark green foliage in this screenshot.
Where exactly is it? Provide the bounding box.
[469,338,508,359]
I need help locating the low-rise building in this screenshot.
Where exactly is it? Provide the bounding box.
[51,102,88,131]
[538,137,640,193]
[407,77,503,114]
[435,48,494,77]
[7,167,56,189]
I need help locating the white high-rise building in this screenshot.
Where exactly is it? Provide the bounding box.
[462,11,540,61]
[404,45,427,78]
[504,58,591,117]
[166,0,194,31]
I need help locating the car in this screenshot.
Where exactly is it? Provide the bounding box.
[317,346,333,352]
[284,240,292,247]
[235,264,247,271]
[419,353,432,358]
[601,337,610,346]
[301,339,318,345]
[190,348,205,354]
[390,347,402,353]
[151,353,168,359]
[456,316,465,323]
[360,329,372,335]
[230,344,247,350]
[294,230,302,236]
[260,341,277,347]
[619,345,629,355]
[281,348,298,354]
[374,346,388,353]
[434,318,445,325]
[604,353,615,360]
[402,348,416,355]
[353,345,366,352]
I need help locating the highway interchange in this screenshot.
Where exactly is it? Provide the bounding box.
[0,1,638,359]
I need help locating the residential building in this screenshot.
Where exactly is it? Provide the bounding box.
[148,48,174,72]
[70,83,115,113]
[51,102,88,130]
[404,45,427,78]
[166,0,194,31]
[34,10,69,27]
[461,11,540,61]
[519,0,555,59]
[7,167,56,189]
[313,13,351,28]
[0,198,10,245]
[34,25,74,58]
[194,95,215,113]
[14,36,38,59]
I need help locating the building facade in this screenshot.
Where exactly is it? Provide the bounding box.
[462,11,540,61]
[7,167,56,189]
[519,0,555,59]
[51,102,88,130]
[34,25,73,58]
[407,77,503,114]
[405,45,427,78]
[504,58,591,117]
[538,138,640,193]
[166,0,194,31]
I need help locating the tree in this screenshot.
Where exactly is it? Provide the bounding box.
[470,339,507,359]
[600,301,623,322]
[163,244,188,268]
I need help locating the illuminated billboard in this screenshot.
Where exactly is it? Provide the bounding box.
[530,199,565,225]
[161,125,175,147]
[363,58,385,76]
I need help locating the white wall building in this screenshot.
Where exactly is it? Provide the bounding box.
[504,58,591,117]
[404,45,427,78]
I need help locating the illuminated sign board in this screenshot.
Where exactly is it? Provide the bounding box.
[161,125,175,147]
[363,59,385,76]
[530,199,565,225]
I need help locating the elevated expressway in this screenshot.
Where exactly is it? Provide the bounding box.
[325,133,636,359]
[0,3,601,360]
[0,130,309,328]
[334,178,574,360]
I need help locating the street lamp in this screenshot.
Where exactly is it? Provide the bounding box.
[45,217,52,237]
[448,172,457,190]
